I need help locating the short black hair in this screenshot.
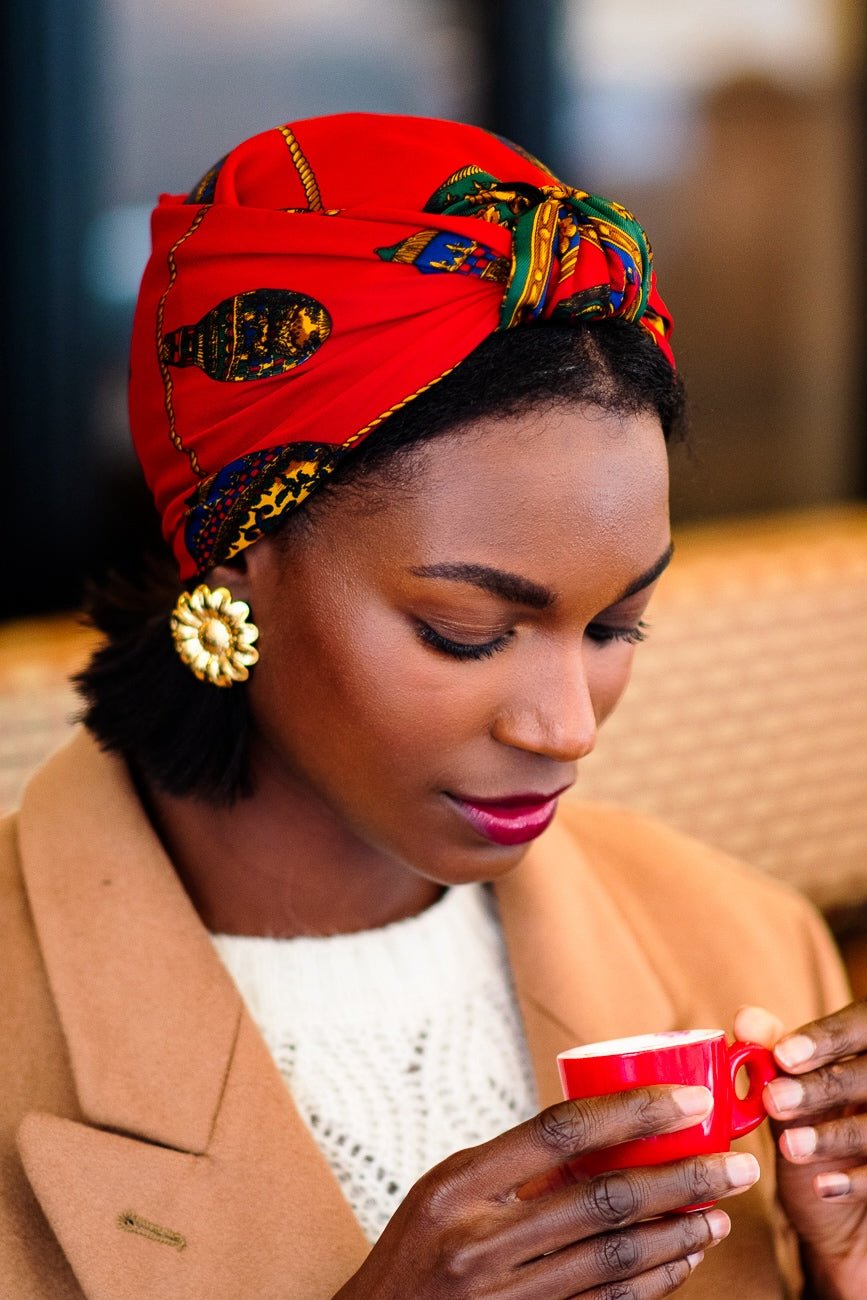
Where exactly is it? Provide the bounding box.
[75,320,685,804]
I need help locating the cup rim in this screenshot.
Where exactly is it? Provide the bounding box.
[557,1028,725,1062]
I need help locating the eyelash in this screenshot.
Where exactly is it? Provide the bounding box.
[416,623,514,661]
[586,620,650,647]
[416,620,650,661]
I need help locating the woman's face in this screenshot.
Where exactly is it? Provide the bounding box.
[235,402,670,886]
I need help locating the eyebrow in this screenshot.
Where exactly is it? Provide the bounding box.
[613,540,675,602]
[409,562,554,608]
[408,542,674,611]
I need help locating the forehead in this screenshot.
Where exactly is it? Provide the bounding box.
[279,403,671,623]
[378,404,670,582]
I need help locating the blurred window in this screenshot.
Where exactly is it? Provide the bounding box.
[558,0,859,520]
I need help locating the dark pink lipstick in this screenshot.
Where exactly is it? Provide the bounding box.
[447,787,569,846]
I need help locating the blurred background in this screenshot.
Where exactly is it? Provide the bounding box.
[2,0,865,615]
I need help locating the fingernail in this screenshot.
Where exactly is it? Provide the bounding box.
[775,1035,815,1069]
[687,1251,705,1270]
[815,1171,851,1199]
[766,1077,804,1113]
[672,1085,714,1117]
[705,1208,731,1242]
[725,1153,760,1187]
[782,1127,817,1159]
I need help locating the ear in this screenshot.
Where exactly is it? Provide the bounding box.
[203,537,279,605]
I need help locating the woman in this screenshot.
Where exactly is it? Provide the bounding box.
[2,112,865,1298]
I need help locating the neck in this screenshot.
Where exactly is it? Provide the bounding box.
[143,744,441,939]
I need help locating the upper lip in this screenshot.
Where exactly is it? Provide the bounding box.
[449,784,573,808]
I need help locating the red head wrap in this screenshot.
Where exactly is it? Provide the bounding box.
[129,112,675,579]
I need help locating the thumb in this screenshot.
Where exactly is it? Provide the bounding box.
[734,1005,785,1049]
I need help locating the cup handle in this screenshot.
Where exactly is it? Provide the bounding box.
[728,1040,778,1139]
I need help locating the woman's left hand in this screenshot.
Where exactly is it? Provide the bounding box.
[735,1003,867,1300]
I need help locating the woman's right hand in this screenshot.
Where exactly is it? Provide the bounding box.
[334,1084,759,1299]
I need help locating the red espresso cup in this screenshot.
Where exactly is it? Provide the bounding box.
[557,1029,777,1206]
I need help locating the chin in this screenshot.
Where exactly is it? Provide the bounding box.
[409,835,535,889]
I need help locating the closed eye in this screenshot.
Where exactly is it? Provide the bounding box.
[585,620,650,646]
[415,622,514,661]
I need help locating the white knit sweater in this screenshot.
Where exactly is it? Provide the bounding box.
[212,884,538,1242]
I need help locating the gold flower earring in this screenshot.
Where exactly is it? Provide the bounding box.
[170,584,260,687]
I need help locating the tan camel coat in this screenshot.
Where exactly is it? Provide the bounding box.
[0,731,850,1298]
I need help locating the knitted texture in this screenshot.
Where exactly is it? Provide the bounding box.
[212,884,538,1242]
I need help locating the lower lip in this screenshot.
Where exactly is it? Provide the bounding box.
[446,794,561,846]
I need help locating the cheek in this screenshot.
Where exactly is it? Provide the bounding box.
[251,598,487,778]
[588,645,638,727]
[343,617,496,757]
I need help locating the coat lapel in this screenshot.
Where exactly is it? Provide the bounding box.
[18,732,239,1153]
[17,733,368,1298]
[17,733,680,1297]
[495,811,677,1108]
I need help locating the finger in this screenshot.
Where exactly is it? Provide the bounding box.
[469,1213,723,1300]
[766,1056,867,1121]
[503,1152,755,1260]
[734,1005,785,1049]
[774,1001,867,1075]
[814,1167,867,1202]
[519,1242,707,1294]
[778,1112,867,1165]
[583,1255,703,1300]
[448,1085,714,1195]
[522,1206,728,1295]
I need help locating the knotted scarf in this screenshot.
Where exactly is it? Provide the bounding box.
[129,112,675,578]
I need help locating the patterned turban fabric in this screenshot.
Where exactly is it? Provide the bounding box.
[129,112,675,579]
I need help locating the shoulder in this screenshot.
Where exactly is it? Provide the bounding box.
[0,808,77,1109]
[553,800,850,1020]
[0,811,33,961]
[558,799,813,921]
[0,803,63,1022]
[0,809,80,1282]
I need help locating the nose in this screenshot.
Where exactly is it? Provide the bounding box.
[491,640,599,763]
